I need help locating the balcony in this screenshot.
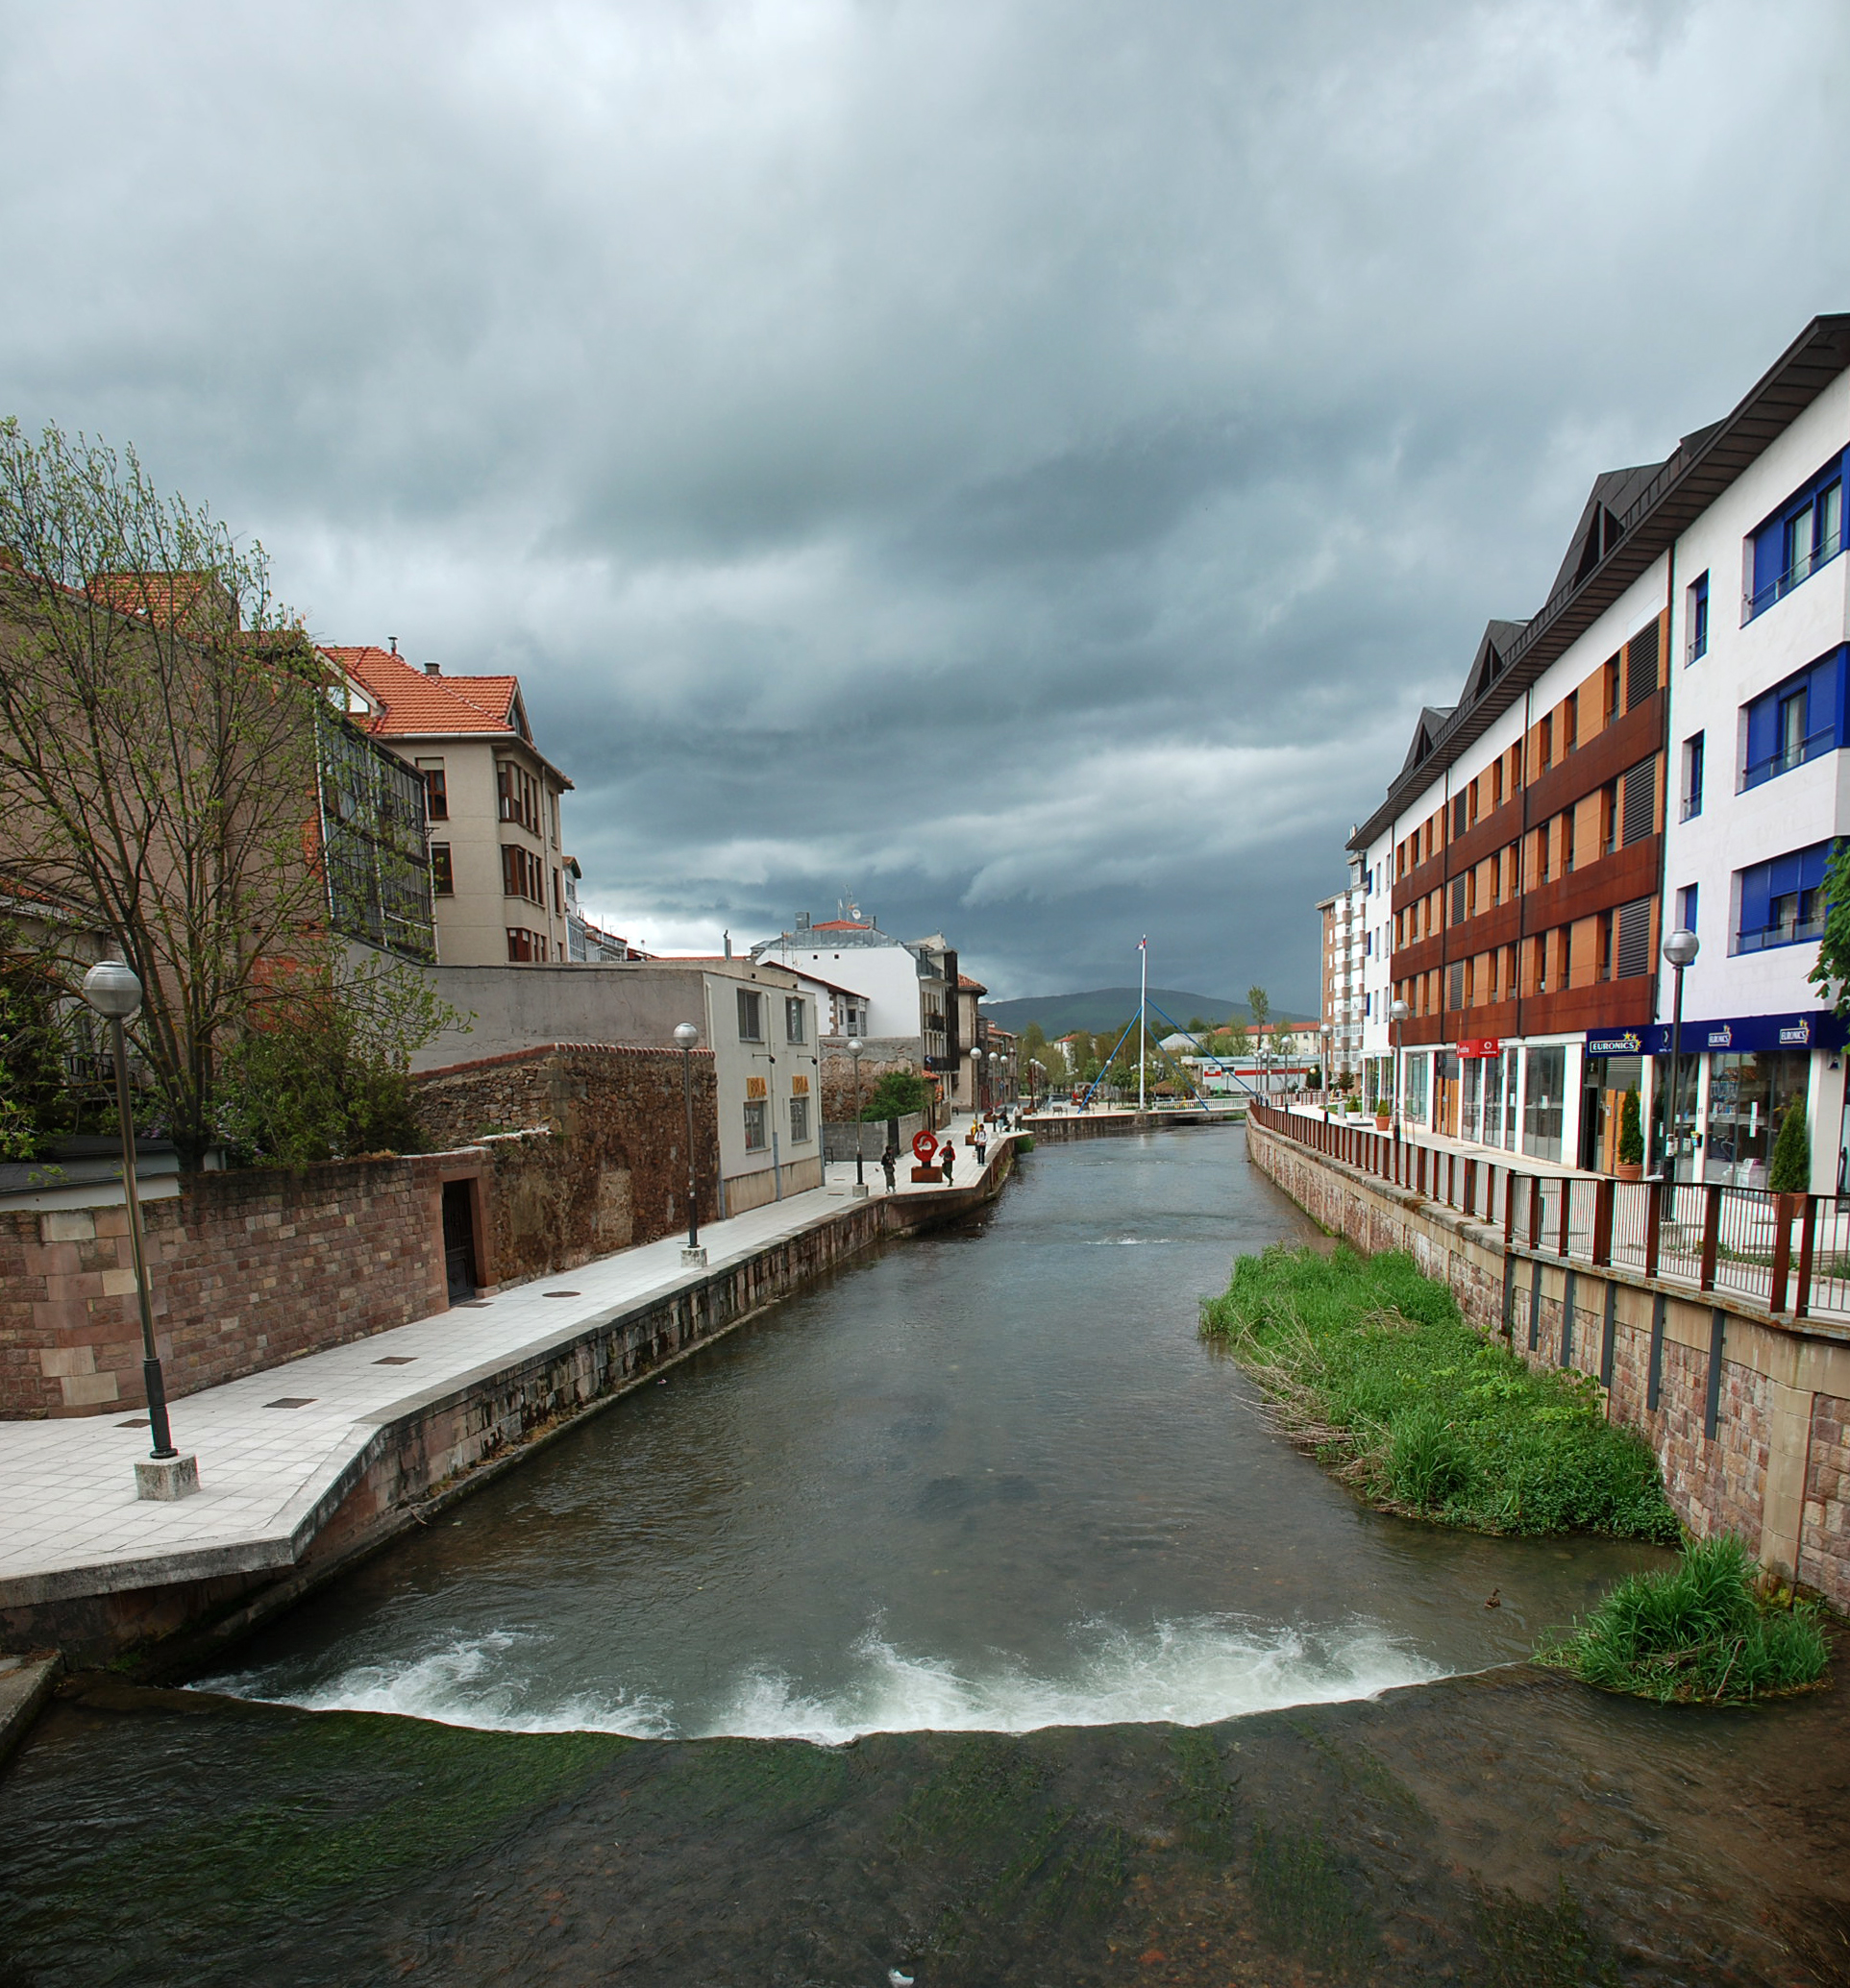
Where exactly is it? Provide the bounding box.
[1739,723,1835,793]
[1744,528,1844,624]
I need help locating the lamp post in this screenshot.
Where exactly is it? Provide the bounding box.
[1660,928,1700,1184]
[1390,997,1411,1141]
[848,1037,868,1197]
[989,1047,1003,1116]
[969,1043,984,1120]
[673,1022,705,1264]
[83,960,194,1499]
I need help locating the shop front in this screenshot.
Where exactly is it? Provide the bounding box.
[1580,1029,1646,1177]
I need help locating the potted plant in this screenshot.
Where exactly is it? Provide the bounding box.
[1616,1085,1644,1181]
[1374,1097,1392,1130]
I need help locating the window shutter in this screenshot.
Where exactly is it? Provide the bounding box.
[1622,759,1656,846]
[1616,898,1652,978]
[1449,876,1467,924]
[1625,622,1660,710]
[1452,793,1468,838]
[1446,962,1465,1010]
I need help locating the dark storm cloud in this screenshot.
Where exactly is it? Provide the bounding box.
[3,0,1847,999]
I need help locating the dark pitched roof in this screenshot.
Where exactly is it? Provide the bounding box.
[1352,314,1850,851]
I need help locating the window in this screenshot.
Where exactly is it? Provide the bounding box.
[1446,962,1465,1010]
[553,869,563,914]
[1559,922,1572,987]
[496,759,541,833]
[1746,453,1845,621]
[416,758,448,821]
[1625,621,1659,710]
[1536,821,1550,885]
[506,926,548,963]
[1560,809,1575,874]
[1687,572,1710,663]
[431,844,454,896]
[1677,883,1699,936]
[1563,691,1578,753]
[1740,648,1844,790]
[785,995,806,1043]
[1492,759,1504,809]
[501,844,545,904]
[1450,876,1467,924]
[1604,654,1620,722]
[1539,714,1553,769]
[1598,911,1614,982]
[789,1093,810,1144]
[1522,1047,1566,1164]
[1452,792,1468,839]
[1616,897,1653,977]
[1736,841,1831,953]
[737,988,765,1041]
[1533,933,1547,994]
[1621,758,1656,846]
[743,1099,769,1151]
[1682,732,1705,821]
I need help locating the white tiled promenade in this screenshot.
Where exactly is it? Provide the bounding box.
[0,1118,1011,1610]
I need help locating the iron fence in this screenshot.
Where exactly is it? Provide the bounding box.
[1250,1101,1846,1322]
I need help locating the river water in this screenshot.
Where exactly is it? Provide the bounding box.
[2,1129,1846,1985]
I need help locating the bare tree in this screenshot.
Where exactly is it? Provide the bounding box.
[0,420,329,1166]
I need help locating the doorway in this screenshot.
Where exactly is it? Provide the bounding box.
[441,1179,480,1302]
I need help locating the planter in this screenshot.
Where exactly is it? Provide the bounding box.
[1615,1161,1643,1183]
[1374,1115,1392,1132]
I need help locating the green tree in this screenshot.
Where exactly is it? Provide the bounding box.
[0,421,325,1166]
[216,948,459,1166]
[1810,839,1850,1013]
[1246,985,1270,1034]
[861,1068,929,1119]
[1617,1086,1644,1166]
[1769,1099,1811,1193]
[0,932,88,1160]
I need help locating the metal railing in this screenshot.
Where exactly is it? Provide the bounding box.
[1251,1102,1846,1321]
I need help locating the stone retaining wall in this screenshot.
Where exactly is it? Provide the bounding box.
[1246,1120,1850,1608]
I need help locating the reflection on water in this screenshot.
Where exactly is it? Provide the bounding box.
[3,1131,1842,1986]
[198,1130,1663,1739]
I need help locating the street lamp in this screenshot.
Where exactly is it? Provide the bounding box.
[848,1037,868,1197]
[969,1043,984,1119]
[1390,997,1412,1141]
[1660,928,1700,1184]
[83,959,192,1498]
[673,1021,705,1264]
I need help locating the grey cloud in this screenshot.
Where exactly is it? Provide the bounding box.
[2,0,1848,1002]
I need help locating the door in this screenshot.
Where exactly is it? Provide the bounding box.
[442,1179,479,1301]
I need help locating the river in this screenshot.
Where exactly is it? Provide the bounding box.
[2,1129,1845,1985]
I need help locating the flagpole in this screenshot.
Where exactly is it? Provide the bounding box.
[1138,937,1147,1114]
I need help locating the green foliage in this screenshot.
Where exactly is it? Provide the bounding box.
[1246,985,1270,1034]
[1200,1245,1678,1540]
[1808,837,1850,1015]
[1535,1535,1829,1705]
[1769,1098,1810,1192]
[217,951,462,1167]
[1616,1086,1643,1166]
[0,946,85,1159]
[860,1067,929,1120]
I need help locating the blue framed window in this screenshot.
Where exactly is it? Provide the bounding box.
[1681,731,1704,820]
[1735,840,1831,953]
[1688,572,1709,662]
[1745,453,1845,622]
[1676,882,1699,935]
[1740,646,1847,791]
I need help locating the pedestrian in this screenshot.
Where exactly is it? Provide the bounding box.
[880,1145,897,1191]
[940,1139,955,1184]
[974,1122,987,1165]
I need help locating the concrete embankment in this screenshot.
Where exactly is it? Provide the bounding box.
[0,1140,1021,1675]
[1245,1117,1850,1608]
[1024,1108,1243,1142]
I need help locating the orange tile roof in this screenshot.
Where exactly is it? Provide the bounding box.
[809,919,874,931]
[957,973,988,993]
[322,647,521,737]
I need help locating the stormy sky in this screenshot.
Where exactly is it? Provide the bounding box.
[3,2,1846,1008]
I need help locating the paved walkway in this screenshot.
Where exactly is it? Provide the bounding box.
[0,1117,1012,1609]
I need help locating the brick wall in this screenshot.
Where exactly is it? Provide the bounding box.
[0,1043,719,1420]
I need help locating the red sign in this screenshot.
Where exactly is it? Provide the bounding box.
[911,1129,939,1163]
[1457,1038,1501,1059]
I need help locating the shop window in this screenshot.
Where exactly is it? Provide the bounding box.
[1705,1051,1810,1187]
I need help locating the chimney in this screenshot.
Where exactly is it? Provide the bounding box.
[424,660,441,677]
[724,930,732,959]
[388,636,397,655]
[796,911,811,933]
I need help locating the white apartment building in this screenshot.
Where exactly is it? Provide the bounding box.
[1315,859,1366,1082]
[1348,314,1850,1189]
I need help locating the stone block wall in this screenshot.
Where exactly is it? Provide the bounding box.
[0,1043,720,1420]
[1246,1118,1850,1608]
[411,1042,719,1284]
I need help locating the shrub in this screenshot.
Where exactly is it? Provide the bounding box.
[859,1068,929,1120]
[1769,1099,1810,1192]
[1201,1244,1678,1541]
[1617,1086,1643,1166]
[1536,1534,1829,1705]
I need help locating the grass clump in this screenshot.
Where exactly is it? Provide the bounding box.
[1535,1534,1830,1705]
[1201,1244,1677,1540]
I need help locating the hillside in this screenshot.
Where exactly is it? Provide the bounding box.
[979,987,1315,1037]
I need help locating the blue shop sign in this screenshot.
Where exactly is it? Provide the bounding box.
[1598,1010,1850,1058]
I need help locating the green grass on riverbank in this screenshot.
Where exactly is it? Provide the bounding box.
[1201,1245,1679,1541]
[1535,1535,1829,1704]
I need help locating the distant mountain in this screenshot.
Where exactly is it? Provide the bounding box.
[979,987,1315,1037]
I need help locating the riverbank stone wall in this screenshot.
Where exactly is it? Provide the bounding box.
[1246,1119,1850,1609]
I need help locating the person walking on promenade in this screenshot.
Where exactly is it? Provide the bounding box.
[880,1144,897,1191]
[973,1121,988,1166]
[940,1139,956,1185]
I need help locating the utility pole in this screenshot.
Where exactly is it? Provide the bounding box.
[1138,936,1148,1113]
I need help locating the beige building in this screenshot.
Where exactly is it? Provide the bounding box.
[1316,858,1366,1085]
[325,645,574,967]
